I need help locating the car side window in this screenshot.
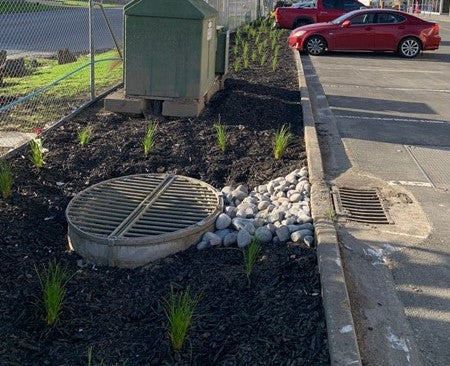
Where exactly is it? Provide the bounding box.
[343,0,362,11]
[377,12,405,24]
[323,0,341,9]
[350,13,376,25]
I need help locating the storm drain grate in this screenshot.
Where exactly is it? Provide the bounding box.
[332,187,392,225]
[66,174,223,267]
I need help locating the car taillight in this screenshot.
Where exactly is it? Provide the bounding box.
[274,8,279,21]
[432,23,439,35]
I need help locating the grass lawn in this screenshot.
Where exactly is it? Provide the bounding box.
[0,50,122,132]
[60,0,119,8]
[0,0,120,14]
[0,2,63,14]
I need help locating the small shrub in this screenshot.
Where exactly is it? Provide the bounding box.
[0,160,13,199]
[214,116,227,152]
[29,138,45,168]
[78,126,93,147]
[243,237,261,280]
[36,260,69,326]
[143,120,158,156]
[273,124,293,160]
[163,286,200,352]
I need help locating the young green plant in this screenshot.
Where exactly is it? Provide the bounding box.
[163,286,200,352]
[233,44,239,57]
[251,49,258,63]
[143,120,158,156]
[243,237,261,283]
[78,125,93,147]
[214,116,227,152]
[260,51,268,66]
[0,160,13,200]
[272,45,281,71]
[29,138,45,168]
[273,124,293,160]
[35,260,69,326]
[242,42,250,69]
[234,57,241,72]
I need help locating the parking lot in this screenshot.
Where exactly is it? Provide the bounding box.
[306,19,450,365]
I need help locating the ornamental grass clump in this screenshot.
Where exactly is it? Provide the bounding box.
[143,120,158,156]
[0,160,13,200]
[273,124,293,160]
[214,116,227,152]
[29,138,45,168]
[78,126,93,147]
[36,260,69,326]
[163,286,200,352]
[243,237,261,281]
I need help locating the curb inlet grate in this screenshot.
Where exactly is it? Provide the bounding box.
[66,174,223,267]
[332,187,393,225]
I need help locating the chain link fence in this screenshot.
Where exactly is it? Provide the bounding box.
[0,0,125,156]
[0,0,267,157]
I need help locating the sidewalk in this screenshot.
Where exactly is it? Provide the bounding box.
[299,30,450,365]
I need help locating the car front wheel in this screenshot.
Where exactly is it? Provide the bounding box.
[399,37,421,58]
[305,36,326,56]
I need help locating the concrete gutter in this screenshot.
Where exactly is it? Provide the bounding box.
[293,50,362,366]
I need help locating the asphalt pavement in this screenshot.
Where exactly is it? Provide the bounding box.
[0,7,123,56]
[306,24,450,365]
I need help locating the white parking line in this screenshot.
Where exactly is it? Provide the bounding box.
[316,67,445,74]
[323,84,450,93]
[335,114,450,125]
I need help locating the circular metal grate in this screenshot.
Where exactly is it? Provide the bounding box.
[66,174,223,267]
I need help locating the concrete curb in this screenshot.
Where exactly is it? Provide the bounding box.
[293,50,362,366]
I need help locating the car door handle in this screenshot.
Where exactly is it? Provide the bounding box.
[399,25,405,29]
[365,26,372,31]
[319,11,328,14]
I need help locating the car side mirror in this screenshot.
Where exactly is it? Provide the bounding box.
[342,20,351,28]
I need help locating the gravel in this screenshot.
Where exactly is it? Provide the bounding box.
[201,169,315,251]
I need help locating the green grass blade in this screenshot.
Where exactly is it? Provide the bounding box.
[36,260,69,326]
[273,124,294,160]
[143,120,158,156]
[214,117,227,152]
[0,160,13,199]
[163,286,200,351]
[29,138,45,168]
[78,126,93,147]
[243,237,261,278]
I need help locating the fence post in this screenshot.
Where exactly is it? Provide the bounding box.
[89,0,95,100]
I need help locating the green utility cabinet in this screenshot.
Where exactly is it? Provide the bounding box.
[124,0,218,101]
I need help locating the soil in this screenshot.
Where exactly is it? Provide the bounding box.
[0,25,329,365]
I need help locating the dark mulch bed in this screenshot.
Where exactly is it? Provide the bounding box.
[0,26,329,365]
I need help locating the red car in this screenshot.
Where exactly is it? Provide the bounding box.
[288,9,441,58]
[275,0,366,29]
